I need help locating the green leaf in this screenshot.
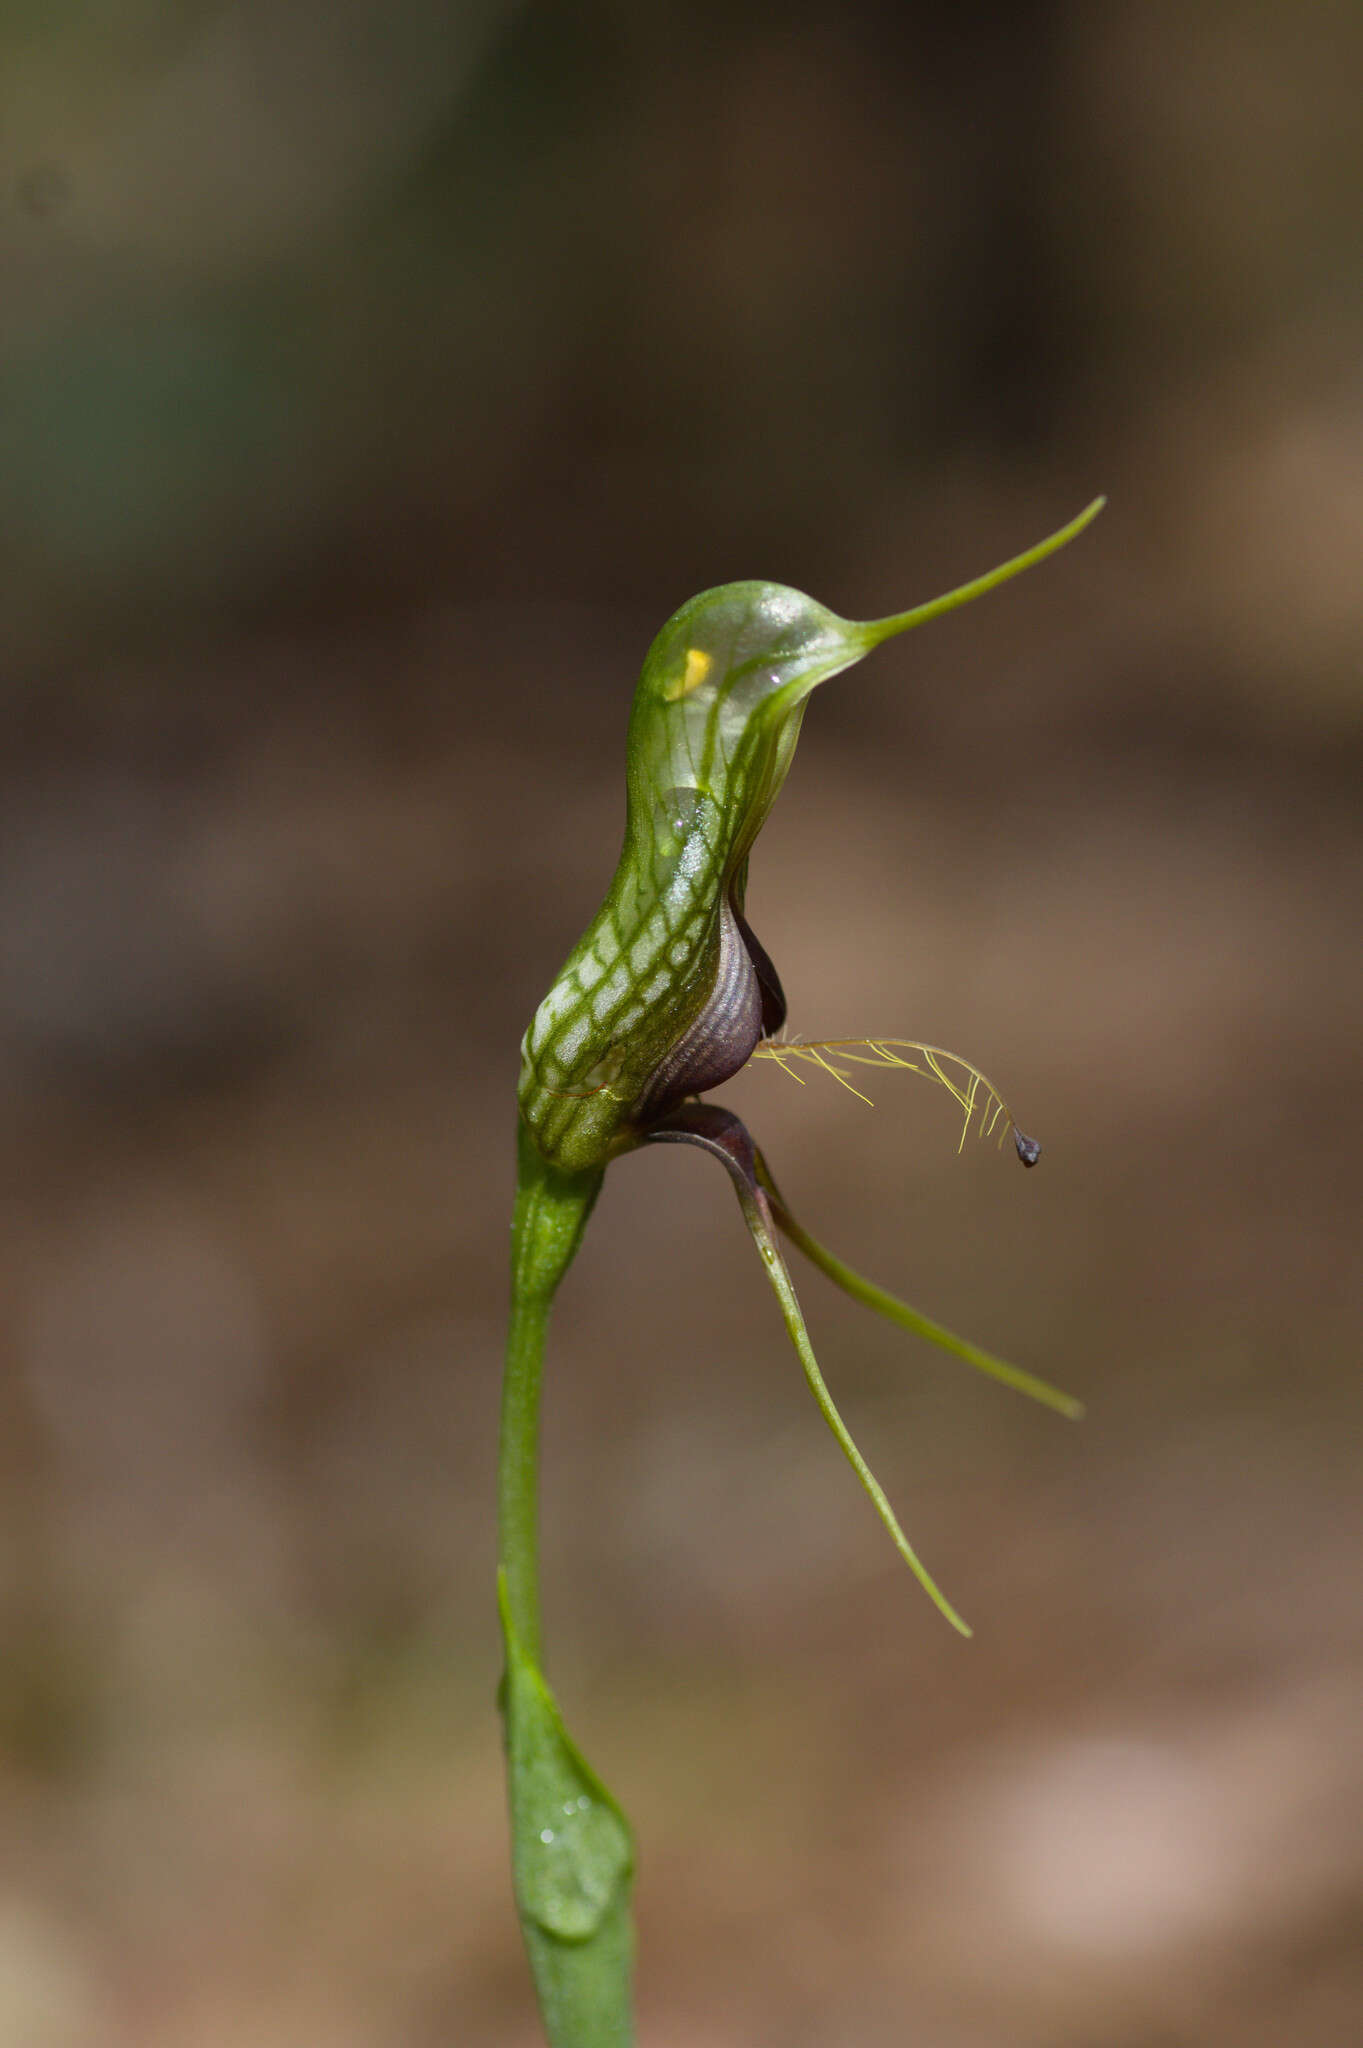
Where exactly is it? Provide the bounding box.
[499,1572,635,2045]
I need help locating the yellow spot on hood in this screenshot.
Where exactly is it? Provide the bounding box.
[663,646,713,700]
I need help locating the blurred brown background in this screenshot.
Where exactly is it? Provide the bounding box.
[2,4,1362,2044]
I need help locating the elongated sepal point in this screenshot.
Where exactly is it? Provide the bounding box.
[858,496,1106,650]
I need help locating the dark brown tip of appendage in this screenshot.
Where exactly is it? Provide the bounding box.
[1013,1131,1041,1168]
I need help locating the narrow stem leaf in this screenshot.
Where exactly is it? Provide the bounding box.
[499,1574,635,2047]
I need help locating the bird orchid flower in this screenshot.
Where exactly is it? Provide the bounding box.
[499,498,1103,2046]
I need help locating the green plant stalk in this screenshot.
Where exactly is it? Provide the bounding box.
[499,1126,634,2047]
[500,501,1102,2045]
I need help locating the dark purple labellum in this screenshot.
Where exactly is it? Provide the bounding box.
[732,905,787,1037]
[1013,1131,1041,1168]
[634,902,786,1126]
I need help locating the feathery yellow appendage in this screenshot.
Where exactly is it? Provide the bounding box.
[749,1036,1025,1154]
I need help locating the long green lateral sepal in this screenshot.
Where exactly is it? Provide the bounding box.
[645,1104,972,1635]
[754,1152,1083,1420]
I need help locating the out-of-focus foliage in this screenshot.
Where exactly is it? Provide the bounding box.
[1,5,1361,2045]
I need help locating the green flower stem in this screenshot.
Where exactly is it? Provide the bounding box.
[500,1126,603,1663]
[499,1125,634,2048]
